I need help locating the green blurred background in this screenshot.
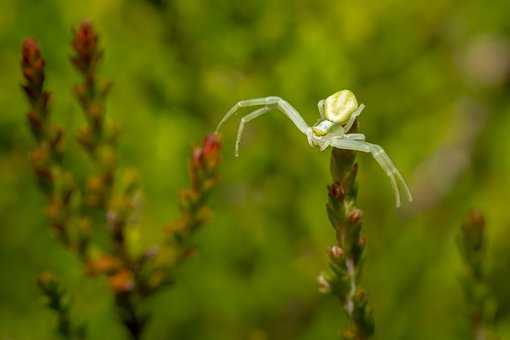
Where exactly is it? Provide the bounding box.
[1,0,510,339]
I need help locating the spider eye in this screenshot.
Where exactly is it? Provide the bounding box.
[324,90,358,124]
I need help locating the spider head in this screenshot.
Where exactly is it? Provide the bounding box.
[323,89,359,125]
[312,119,335,136]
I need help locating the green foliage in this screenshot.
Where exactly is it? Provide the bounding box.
[1,0,510,339]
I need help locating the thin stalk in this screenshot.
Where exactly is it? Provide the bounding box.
[318,144,374,340]
[458,210,498,340]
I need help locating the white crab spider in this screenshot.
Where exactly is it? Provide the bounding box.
[216,89,413,207]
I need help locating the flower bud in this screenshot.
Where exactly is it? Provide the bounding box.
[37,271,58,292]
[348,208,363,224]
[317,273,331,294]
[21,38,45,93]
[328,182,344,200]
[203,133,221,169]
[109,269,135,293]
[461,209,486,254]
[329,245,344,259]
[71,21,100,74]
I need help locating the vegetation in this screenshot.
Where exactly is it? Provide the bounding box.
[21,22,221,339]
[1,1,510,339]
[318,146,374,339]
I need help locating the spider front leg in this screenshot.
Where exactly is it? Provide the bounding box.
[216,97,309,134]
[343,104,365,133]
[234,107,271,157]
[327,138,412,207]
[216,96,311,155]
[216,97,274,132]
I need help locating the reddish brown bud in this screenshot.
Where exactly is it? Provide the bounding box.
[328,182,344,200]
[37,271,57,288]
[37,272,60,296]
[27,111,43,137]
[203,133,221,168]
[49,126,64,151]
[109,269,135,293]
[30,147,53,187]
[21,38,44,75]
[348,208,363,224]
[73,22,97,52]
[179,189,199,208]
[178,247,197,262]
[191,147,204,169]
[71,21,100,74]
[86,255,122,276]
[461,209,486,252]
[46,199,62,223]
[192,134,221,169]
[87,175,104,191]
[21,38,46,103]
[467,209,485,229]
[76,125,94,151]
[342,329,357,340]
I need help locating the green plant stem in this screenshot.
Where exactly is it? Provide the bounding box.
[318,145,374,340]
[458,209,498,340]
[37,273,86,339]
[114,293,146,340]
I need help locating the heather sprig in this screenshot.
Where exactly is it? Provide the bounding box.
[22,22,222,340]
[72,22,115,210]
[21,38,80,252]
[68,22,142,336]
[37,272,86,339]
[141,134,222,292]
[318,147,374,340]
[458,210,498,340]
[170,133,221,241]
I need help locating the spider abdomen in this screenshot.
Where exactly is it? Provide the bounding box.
[324,89,359,124]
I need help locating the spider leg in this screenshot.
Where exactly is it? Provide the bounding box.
[216,96,310,135]
[344,133,366,141]
[216,97,273,132]
[235,107,271,157]
[318,99,325,119]
[328,138,412,207]
[368,143,413,204]
[317,131,365,151]
[343,104,365,133]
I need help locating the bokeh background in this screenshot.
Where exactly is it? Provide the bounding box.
[1,0,510,339]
